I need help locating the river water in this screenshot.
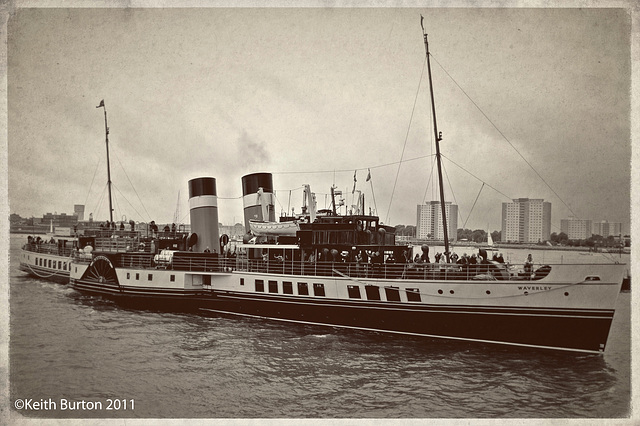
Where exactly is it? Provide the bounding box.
[8,236,631,419]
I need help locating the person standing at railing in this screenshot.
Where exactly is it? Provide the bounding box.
[524,254,534,275]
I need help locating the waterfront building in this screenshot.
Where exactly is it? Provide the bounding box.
[41,211,81,228]
[219,223,246,239]
[416,201,458,241]
[501,198,551,243]
[592,221,622,238]
[74,204,85,221]
[561,218,593,240]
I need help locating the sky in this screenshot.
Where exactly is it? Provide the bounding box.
[6,6,633,235]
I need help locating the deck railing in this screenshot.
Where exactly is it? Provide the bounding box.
[23,243,75,257]
[73,251,539,281]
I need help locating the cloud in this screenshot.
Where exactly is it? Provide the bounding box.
[235,130,270,170]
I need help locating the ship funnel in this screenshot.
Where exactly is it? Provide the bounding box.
[188,177,220,253]
[241,172,275,232]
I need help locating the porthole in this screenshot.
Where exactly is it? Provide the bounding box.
[486,290,491,295]
[438,289,443,294]
[564,292,569,296]
[524,291,529,295]
[449,290,454,294]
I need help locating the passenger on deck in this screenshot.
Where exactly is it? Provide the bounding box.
[414,254,420,263]
[434,252,441,263]
[496,253,505,263]
[450,252,459,263]
[420,246,430,263]
[204,247,211,253]
[119,222,125,231]
[150,221,158,236]
[171,223,176,233]
[524,254,534,274]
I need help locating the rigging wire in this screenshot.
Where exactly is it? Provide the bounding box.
[463,183,485,229]
[430,53,578,218]
[92,184,108,221]
[441,159,466,228]
[271,155,433,176]
[111,183,147,222]
[421,155,437,204]
[112,189,122,222]
[83,158,102,209]
[385,56,428,224]
[112,153,152,222]
[441,154,513,201]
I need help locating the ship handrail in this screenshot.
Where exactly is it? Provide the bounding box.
[22,243,75,257]
[68,251,621,283]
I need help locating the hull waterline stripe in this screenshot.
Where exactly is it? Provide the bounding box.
[214,293,615,319]
[199,307,602,355]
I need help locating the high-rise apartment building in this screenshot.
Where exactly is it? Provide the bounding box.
[416,201,458,241]
[592,221,622,238]
[501,198,551,243]
[560,218,592,240]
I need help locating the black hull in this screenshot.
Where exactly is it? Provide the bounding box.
[19,264,70,284]
[70,278,207,312]
[201,291,615,353]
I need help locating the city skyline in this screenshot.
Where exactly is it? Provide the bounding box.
[7,8,631,236]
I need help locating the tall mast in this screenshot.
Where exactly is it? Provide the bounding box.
[421,16,450,262]
[96,100,114,224]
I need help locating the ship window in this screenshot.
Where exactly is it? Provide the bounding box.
[313,283,325,297]
[365,285,381,301]
[127,272,130,279]
[584,276,601,281]
[58,261,62,269]
[269,280,278,293]
[283,281,293,294]
[63,262,67,270]
[170,275,175,282]
[298,282,309,296]
[136,273,140,280]
[48,260,52,268]
[406,288,421,302]
[148,274,153,281]
[255,279,264,292]
[347,285,361,299]
[203,275,211,285]
[35,257,38,265]
[385,286,401,302]
[240,278,244,286]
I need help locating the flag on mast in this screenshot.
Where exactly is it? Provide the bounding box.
[352,170,357,194]
[366,168,371,182]
[96,99,105,108]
